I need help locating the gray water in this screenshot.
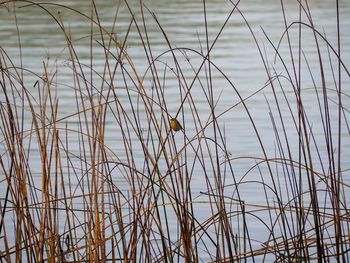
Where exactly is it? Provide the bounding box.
[1,0,349,261]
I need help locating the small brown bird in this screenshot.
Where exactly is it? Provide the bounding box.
[170,118,183,132]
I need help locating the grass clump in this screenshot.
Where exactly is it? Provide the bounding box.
[0,0,349,262]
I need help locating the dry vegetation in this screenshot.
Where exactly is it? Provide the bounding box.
[0,0,349,262]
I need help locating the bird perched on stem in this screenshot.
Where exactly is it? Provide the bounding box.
[170,118,182,132]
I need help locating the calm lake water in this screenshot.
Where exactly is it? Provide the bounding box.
[1,0,350,261]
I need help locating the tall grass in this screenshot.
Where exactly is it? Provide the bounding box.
[0,0,349,262]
